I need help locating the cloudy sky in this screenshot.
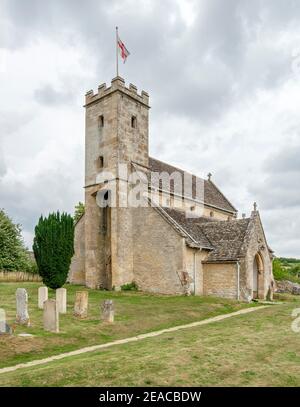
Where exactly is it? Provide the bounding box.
[1,0,300,257]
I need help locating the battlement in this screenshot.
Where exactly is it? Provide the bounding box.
[85,76,149,107]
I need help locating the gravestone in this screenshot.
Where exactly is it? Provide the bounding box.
[74,291,88,318]
[43,299,59,333]
[16,288,30,326]
[56,288,67,313]
[101,300,114,323]
[38,286,48,309]
[1,309,13,335]
[0,309,6,334]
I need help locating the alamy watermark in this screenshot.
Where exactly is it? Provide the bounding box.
[94,163,205,218]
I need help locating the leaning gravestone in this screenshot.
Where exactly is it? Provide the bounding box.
[16,288,30,326]
[43,299,59,333]
[101,300,114,323]
[0,309,13,335]
[74,291,88,318]
[56,288,67,314]
[38,286,48,309]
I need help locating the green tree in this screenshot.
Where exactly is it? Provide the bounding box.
[33,212,74,289]
[74,202,85,223]
[272,258,285,280]
[0,209,31,271]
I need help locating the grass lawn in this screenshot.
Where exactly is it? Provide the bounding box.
[0,282,256,371]
[0,293,299,386]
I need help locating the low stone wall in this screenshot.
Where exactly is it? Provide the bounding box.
[276,279,300,295]
[0,271,42,282]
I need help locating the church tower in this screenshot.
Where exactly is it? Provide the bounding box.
[84,76,150,289]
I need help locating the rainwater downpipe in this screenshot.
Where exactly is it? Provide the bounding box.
[236,261,240,301]
[193,251,196,295]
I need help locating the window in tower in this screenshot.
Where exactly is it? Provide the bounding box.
[98,115,104,128]
[131,115,137,128]
[98,156,104,169]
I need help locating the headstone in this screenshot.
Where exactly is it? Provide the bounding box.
[43,299,59,333]
[56,288,67,313]
[16,288,30,326]
[101,300,114,323]
[1,309,13,335]
[38,286,48,309]
[74,291,88,318]
[0,309,6,334]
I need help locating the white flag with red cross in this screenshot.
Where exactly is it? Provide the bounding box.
[117,34,130,63]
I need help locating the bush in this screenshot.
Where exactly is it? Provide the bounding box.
[33,212,74,289]
[121,281,138,291]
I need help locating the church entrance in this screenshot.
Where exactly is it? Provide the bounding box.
[253,253,264,299]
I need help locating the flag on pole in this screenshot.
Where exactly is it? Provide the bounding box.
[117,35,130,63]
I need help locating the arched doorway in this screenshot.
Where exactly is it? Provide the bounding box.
[253,253,264,299]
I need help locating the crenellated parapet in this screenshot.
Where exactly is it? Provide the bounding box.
[85,76,149,107]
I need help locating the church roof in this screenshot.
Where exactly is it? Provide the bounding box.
[158,207,214,249]
[148,157,237,214]
[155,206,252,261]
[200,218,251,262]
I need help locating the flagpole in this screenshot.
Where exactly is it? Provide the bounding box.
[116,26,119,77]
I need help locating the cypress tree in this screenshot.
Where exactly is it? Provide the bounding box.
[33,212,74,289]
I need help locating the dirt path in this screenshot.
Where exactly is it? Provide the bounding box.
[0,305,269,375]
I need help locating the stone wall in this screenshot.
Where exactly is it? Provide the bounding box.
[133,207,185,294]
[241,211,274,300]
[184,247,208,295]
[203,263,238,299]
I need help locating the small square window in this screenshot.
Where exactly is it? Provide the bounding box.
[131,116,137,128]
[98,115,104,128]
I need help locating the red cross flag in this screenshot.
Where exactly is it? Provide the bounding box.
[117,34,130,63]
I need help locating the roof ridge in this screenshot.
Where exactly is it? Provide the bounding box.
[149,157,237,214]
[149,156,199,179]
[207,179,237,212]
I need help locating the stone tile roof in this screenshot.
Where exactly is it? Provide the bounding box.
[200,218,251,262]
[148,157,236,213]
[155,206,251,261]
[160,207,214,249]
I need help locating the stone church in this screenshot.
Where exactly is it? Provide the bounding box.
[68,76,275,301]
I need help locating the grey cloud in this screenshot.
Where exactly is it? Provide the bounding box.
[0,148,84,247]
[265,145,300,173]
[2,0,298,123]
[34,84,76,106]
[248,145,300,210]
[0,148,6,178]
